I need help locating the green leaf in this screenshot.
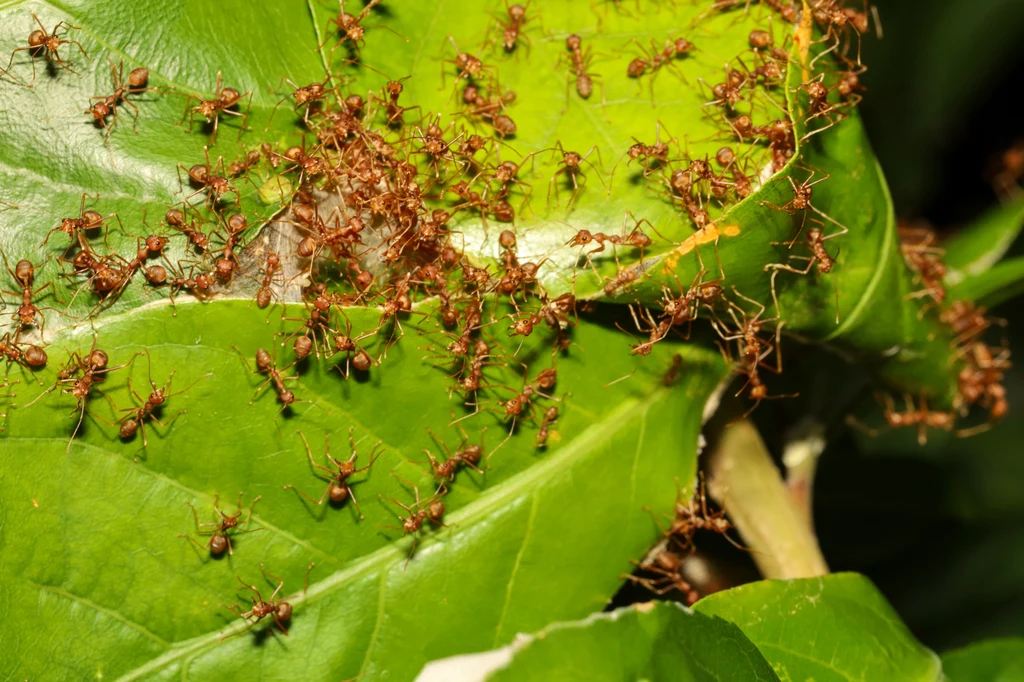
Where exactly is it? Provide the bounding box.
[943,195,1024,279]
[420,602,780,682]
[1,0,975,402]
[947,255,1024,309]
[0,302,727,681]
[942,638,1024,682]
[859,0,1024,211]
[694,573,943,682]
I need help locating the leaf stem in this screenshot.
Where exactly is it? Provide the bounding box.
[706,419,828,580]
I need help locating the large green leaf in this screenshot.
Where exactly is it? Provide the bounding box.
[942,638,1024,681]
[419,602,780,682]
[694,573,943,682]
[0,0,973,401]
[0,301,727,681]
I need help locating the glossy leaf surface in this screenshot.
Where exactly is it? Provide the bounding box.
[694,573,943,682]
[484,602,780,682]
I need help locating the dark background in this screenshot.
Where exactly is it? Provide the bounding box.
[815,0,1024,651]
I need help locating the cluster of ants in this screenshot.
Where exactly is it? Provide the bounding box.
[891,225,1011,445]
[0,0,1002,640]
[623,478,738,605]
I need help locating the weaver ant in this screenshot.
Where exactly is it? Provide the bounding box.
[855,393,956,446]
[564,34,604,103]
[626,36,693,100]
[0,332,47,369]
[760,166,847,244]
[44,194,119,251]
[235,346,300,414]
[268,77,335,127]
[178,150,240,207]
[85,61,154,138]
[24,336,137,452]
[380,476,447,568]
[622,546,700,604]
[182,493,263,556]
[6,12,87,80]
[325,0,404,62]
[284,428,381,519]
[110,353,207,446]
[181,71,252,145]
[164,206,213,252]
[547,143,605,209]
[224,562,315,638]
[1,254,55,335]
[421,426,485,490]
[369,77,421,128]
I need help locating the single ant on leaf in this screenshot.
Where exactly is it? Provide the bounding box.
[107,351,209,446]
[223,562,315,639]
[85,61,155,139]
[380,474,447,569]
[284,428,382,519]
[181,493,263,556]
[180,71,252,145]
[6,12,88,81]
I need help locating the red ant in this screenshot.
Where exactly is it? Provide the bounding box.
[370,77,420,128]
[560,34,600,102]
[253,252,283,309]
[863,393,956,446]
[24,337,137,452]
[227,149,262,178]
[764,224,840,319]
[626,36,693,99]
[224,563,315,638]
[181,72,252,145]
[109,354,208,446]
[380,477,447,568]
[182,493,263,556]
[622,546,700,604]
[44,194,119,250]
[547,143,605,209]
[163,263,216,310]
[6,12,87,81]
[621,123,676,178]
[164,206,213,252]
[485,2,530,54]
[0,332,47,370]
[284,428,381,519]
[326,0,404,61]
[268,77,335,127]
[178,151,240,207]
[235,346,300,414]
[535,406,558,448]
[797,76,848,142]
[443,36,491,83]
[85,61,153,138]
[566,212,655,256]
[760,166,847,244]
[421,427,485,490]
[1,254,55,335]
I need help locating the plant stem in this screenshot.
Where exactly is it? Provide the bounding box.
[706,419,828,580]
